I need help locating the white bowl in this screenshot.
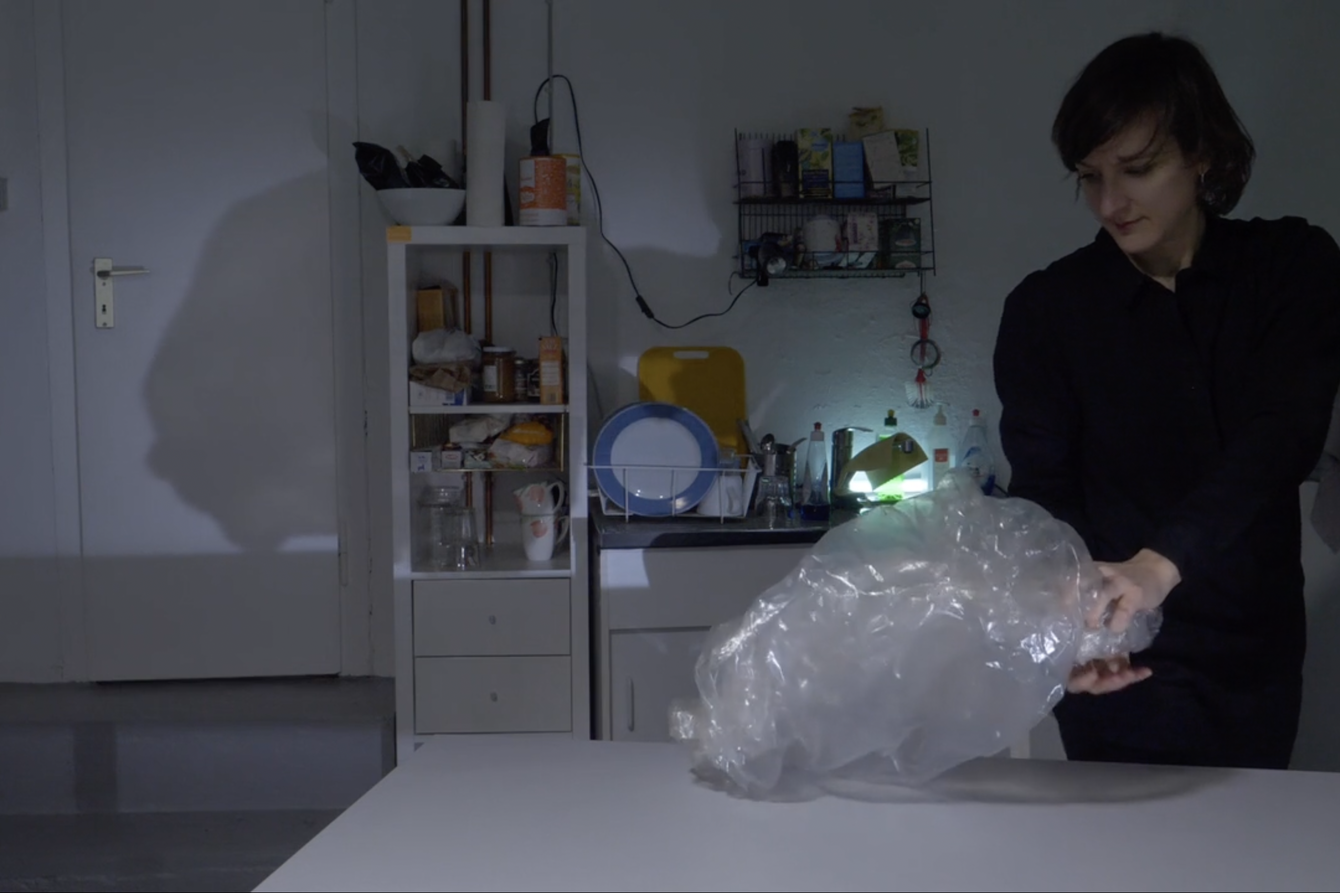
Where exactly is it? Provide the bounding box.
[377,187,466,226]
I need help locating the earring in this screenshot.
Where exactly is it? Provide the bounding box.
[1197,169,1220,209]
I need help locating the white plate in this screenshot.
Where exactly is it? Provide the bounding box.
[593,403,719,516]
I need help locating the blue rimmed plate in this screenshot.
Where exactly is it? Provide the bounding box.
[593,402,719,517]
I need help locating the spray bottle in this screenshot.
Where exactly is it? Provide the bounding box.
[957,408,997,495]
[873,410,906,502]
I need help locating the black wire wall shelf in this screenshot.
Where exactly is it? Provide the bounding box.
[733,128,937,288]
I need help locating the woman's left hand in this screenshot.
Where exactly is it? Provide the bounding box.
[1091,548,1182,633]
[1067,654,1152,694]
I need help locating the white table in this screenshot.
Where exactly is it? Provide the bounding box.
[255,736,1340,892]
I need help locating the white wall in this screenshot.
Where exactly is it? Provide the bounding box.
[465,0,1340,765]
[489,0,1192,446]
[0,0,62,681]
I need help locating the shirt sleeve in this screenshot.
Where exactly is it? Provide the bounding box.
[993,271,1098,551]
[1147,222,1340,582]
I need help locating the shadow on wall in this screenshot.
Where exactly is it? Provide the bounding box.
[140,172,339,553]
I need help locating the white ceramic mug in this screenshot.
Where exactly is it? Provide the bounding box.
[521,513,570,562]
[695,470,745,517]
[514,480,567,515]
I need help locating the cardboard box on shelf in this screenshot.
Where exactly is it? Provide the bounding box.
[539,336,565,405]
[415,283,459,333]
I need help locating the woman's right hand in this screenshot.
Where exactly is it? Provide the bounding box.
[1067,654,1152,695]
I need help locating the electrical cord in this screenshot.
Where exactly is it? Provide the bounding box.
[533,74,755,329]
[656,273,757,329]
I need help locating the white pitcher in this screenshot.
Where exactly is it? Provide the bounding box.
[513,480,567,515]
[520,513,569,562]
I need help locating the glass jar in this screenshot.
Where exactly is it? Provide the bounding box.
[481,346,517,403]
[416,485,479,570]
[513,358,533,404]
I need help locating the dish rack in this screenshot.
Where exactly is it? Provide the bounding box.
[592,459,761,521]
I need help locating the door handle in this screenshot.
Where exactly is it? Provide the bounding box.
[93,257,150,329]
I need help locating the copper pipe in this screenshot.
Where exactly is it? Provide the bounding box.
[482,0,495,347]
[462,259,472,334]
[482,0,492,101]
[483,0,495,549]
[483,257,493,344]
[484,477,495,547]
[461,0,472,336]
[460,0,469,149]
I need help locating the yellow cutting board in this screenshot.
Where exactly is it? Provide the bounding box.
[637,346,747,455]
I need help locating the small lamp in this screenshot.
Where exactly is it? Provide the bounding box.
[833,432,929,500]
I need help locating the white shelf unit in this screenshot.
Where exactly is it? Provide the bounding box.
[388,225,590,764]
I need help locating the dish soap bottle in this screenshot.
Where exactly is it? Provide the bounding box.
[957,408,997,495]
[873,410,905,503]
[799,422,831,521]
[897,409,936,499]
[930,404,953,489]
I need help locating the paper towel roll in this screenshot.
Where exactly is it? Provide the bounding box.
[466,100,507,227]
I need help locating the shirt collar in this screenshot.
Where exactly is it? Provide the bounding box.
[1094,213,1233,307]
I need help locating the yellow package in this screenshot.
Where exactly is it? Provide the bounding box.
[500,421,554,446]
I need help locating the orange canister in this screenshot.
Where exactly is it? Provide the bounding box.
[519,156,567,226]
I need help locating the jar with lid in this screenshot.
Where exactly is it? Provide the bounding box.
[481,346,517,403]
[513,358,533,404]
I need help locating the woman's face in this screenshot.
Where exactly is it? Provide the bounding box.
[1075,115,1207,263]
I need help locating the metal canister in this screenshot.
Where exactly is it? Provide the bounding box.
[780,438,804,505]
[513,359,531,404]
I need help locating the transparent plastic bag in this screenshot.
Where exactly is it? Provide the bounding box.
[669,470,1160,799]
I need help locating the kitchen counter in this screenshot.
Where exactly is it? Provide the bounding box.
[255,736,1340,892]
[591,502,860,549]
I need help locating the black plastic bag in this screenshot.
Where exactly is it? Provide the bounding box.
[352,141,409,190]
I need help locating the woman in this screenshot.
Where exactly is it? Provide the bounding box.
[993,32,1340,769]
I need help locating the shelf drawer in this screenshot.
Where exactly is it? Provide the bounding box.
[414,579,569,657]
[414,656,571,734]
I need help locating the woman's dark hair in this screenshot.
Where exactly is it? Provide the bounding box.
[1052,32,1255,215]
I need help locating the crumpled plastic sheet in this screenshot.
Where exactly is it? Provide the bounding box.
[669,470,1160,799]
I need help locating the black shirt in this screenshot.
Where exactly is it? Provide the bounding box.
[993,214,1340,681]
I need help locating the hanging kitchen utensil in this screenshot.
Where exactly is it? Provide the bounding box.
[905,293,938,409]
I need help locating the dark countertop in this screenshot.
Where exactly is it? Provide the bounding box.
[590,502,858,549]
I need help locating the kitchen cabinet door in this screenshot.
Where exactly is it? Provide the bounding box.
[608,629,708,743]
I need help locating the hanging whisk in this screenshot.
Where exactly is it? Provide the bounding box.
[905,293,939,409]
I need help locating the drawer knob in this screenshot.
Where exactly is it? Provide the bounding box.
[488,615,497,625]
[490,692,499,702]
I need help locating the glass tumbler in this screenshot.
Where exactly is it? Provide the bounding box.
[417,486,480,570]
[753,474,794,529]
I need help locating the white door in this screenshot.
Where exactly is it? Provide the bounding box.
[60,0,343,679]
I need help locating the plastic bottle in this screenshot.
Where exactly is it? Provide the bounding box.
[929,404,953,489]
[957,408,997,495]
[873,410,906,502]
[799,422,831,521]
